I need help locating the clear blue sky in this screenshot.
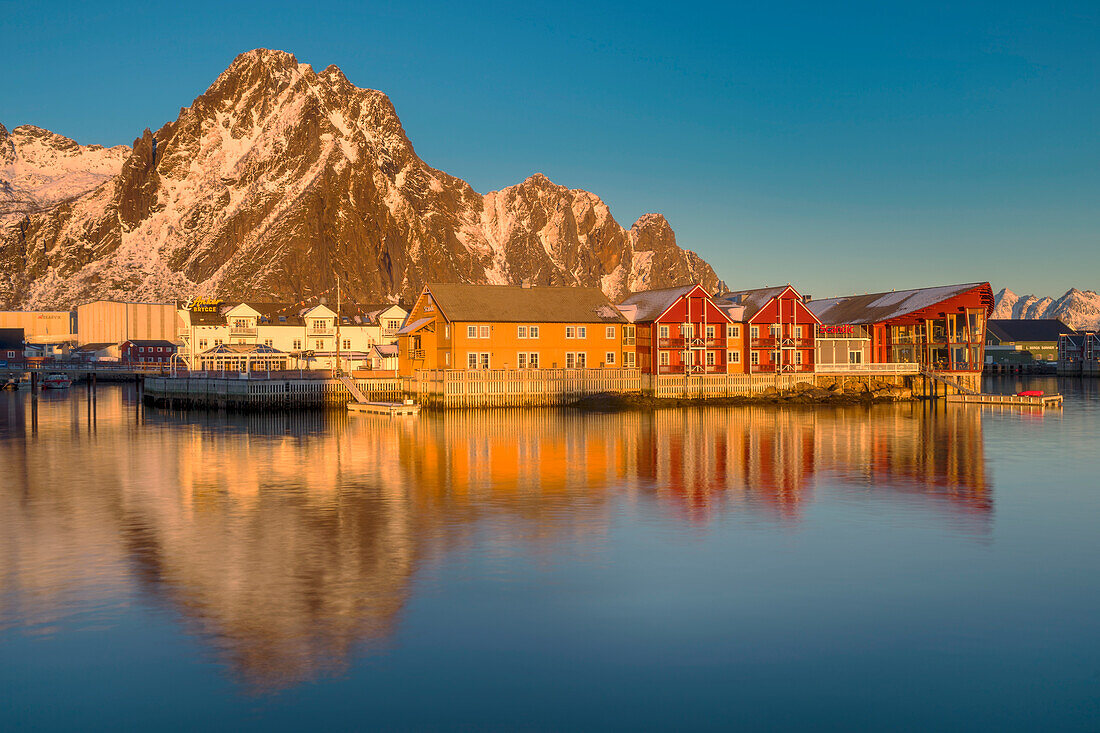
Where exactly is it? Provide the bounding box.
[2,0,1097,297]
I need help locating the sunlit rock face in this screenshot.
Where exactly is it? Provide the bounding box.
[993,287,1100,330]
[0,49,719,310]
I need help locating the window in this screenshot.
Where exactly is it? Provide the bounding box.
[468,352,478,369]
[386,319,401,331]
[199,340,208,349]
[727,324,740,338]
[706,325,715,339]
[578,327,587,339]
[682,324,694,339]
[528,353,539,369]
[770,325,781,337]
[138,347,144,353]
[293,339,302,350]
[794,326,803,339]
[849,351,863,364]
[566,353,575,368]
[751,351,759,365]
[772,350,781,363]
[518,352,527,369]
[623,351,635,368]
[660,351,669,366]
[315,340,324,350]
[577,352,586,368]
[750,326,759,339]
[606,326,615,339]
[479,326,490,339]
[659,325,670,339]
[445,353,450,366]
[444,324,450,338]
[605,351,615,365]
[479,353,490,369]
[795,351,803,365]
[728,350,740,364]
[265,339,273,347]
[529,326,540,339]
[467,325,477,339]
[518,326,528,339]
[566,326,576,339]
[343,339,351,350]
[706,351,715,366]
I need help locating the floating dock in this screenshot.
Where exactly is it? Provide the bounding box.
[347,400,421,415]
[947,393,1063,408]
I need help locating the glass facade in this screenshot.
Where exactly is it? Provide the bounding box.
[887,309,985,371]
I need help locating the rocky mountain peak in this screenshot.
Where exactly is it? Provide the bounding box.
[0,49,720,309]
[993,286,1100,330]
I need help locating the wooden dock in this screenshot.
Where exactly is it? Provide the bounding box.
[947,393,1063,408]
[347,400,421,415]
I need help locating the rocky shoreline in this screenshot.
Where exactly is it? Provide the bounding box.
[571,378,916,411]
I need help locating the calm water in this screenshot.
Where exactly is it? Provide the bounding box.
[1,377,1098,730]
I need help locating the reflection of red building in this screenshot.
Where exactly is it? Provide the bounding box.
[618,284,741,375]
[807,282,994,373]
[715,285,819,373]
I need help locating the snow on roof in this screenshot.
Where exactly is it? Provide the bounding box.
[807,283,994,325]
[371,344,399,356]
[396,317,433,335]
[714,286,792,320]
[616,284,697,322]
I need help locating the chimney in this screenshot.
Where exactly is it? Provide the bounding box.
[803,294,812,303]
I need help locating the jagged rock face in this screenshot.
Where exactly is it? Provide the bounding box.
[0,49,719,309]
[0,124,128,220]
[993,287,1100,330]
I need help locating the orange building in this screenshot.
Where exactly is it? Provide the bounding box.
[397,283,634,375]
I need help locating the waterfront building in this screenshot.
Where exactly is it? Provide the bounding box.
[806,282,994,373]
[369,344,399,372]
[72,343,120,362]
[178,300,407,371]
[616,284,742,375]
[76,301,178,345]
[121,340,179,366]
[0,311,76,347]
[1058,330,1100,376]
[985,319,1074,365]
[0,328,25,368]
[714,286,819,374]
[397,283,631,375]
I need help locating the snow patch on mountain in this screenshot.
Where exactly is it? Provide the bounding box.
[993,287,1100,330]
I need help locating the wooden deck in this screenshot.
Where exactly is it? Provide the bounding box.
[947,393,1063,408]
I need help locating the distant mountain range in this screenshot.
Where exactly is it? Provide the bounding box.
[0,49,718,310]
[992,287,1100,331]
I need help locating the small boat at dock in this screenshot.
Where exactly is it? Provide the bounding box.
[2,377,18,391]
[41,373,72,389]
[347,399,421,416]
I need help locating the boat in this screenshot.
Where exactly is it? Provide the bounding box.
[41,373,72,389]
[2,378,18,391]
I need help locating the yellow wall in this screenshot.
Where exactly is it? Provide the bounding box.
[76,301,179,345]
[0,311,75,342]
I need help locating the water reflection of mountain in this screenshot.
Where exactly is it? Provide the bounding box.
[0,389,992,688]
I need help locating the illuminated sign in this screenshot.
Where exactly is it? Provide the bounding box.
[185,297,223,313]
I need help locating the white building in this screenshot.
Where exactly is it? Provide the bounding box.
[177,300,408,372]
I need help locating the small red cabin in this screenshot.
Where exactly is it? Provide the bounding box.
[121,340,178,365]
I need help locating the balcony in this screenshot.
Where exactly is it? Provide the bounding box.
[308,328,334,336]
[657,364,685,374]
[230,327,258,338]
[623,337,636,346]
[410,349,426,360]
[658,337,685,348]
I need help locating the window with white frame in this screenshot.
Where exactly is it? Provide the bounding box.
[706,325,715,339]
[138,347,144,353]
[467,325,477,338]
[528,353,539,369]
[530,326,540,338]
[265,339,273,347]
[199,339,208,349]
[659,324,670,338]
[343,339,351,350]
[706,351,715,366]
[518,326,528,338]
[750,326,759,339]
[518,352,528,369]
[315,340,324,350]
[727,324,740,338]
[445,353,450,366]
[293,339,302,350]
[566,352,587,369]
[770,325,781,337]
[682,324,694,339]
[578,326,587,339]
[214,339,223,346]
[479,353,490,369]
[467,352,478,369]
[479,325,490,339]
[795,351,803,365]
[728,350,740,364]
[605,351,615,365]
[660,351,669,366]
[751,351,759,365]
[566,326,576,339]
[795,326,803,338]
[849,350,863,364]
[605,326,615,339]
[623,351,635,368]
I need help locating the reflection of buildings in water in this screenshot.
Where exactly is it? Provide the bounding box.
[0,387,993,688]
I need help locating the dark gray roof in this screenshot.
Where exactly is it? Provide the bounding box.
[987,319,1075,343]
[715,286,792,320]
[617,284,697,322]
[426,283,626,323]
[806,283,994,325]
[0,328,24,349]
[124,340,177,348]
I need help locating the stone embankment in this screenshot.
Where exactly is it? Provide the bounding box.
[572,378,914,411]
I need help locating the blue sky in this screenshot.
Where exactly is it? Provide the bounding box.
[2,0,1097,296]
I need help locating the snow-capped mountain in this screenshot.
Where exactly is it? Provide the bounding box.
[0,124,128,220]
[0,49,718,309]
[992,287,1100,330]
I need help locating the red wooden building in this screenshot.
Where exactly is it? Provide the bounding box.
[806,282,994,373]
[617,284,742,374]
[714,285,820,374]
[121,340,179,365]
[0,328,25,368]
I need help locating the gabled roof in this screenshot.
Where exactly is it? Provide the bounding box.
[187,301,402,327]
[74,342,116,352]
[617,284,699,322]
[371,344,399,357]
[396,317,433,335]
[425,283,626,323]
[715,285,803,321]
[806,283,994,325]
[124,340,177,348]
[987,319,1075,343]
